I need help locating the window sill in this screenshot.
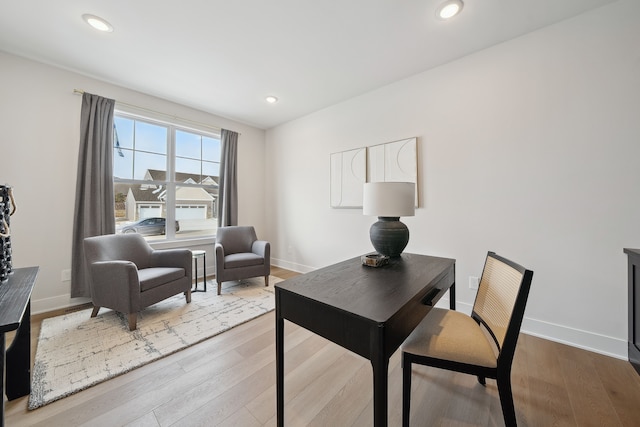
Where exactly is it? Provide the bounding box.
[148,235,216,250]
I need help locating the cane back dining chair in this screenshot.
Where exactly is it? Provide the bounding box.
[401,251,534,427]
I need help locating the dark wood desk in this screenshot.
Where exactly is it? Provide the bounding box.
[0,267,38,426]
[275,253,455,427]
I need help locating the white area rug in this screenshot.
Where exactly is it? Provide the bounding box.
[29,277,281,410]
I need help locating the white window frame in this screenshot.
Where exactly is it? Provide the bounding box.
[113,108,221,245]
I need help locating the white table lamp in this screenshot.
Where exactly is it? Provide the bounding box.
[363,182,415,257]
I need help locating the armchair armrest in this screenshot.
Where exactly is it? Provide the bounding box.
[89,260,141,313]
[252,240,270,259]
[252,241,270,273]
[215,243,225,270]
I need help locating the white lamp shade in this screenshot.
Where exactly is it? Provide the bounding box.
[363,182,415,217]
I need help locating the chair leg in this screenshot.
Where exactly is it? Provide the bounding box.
[265,275,269,287]
[90,306,100,318]
[185,288,192,303]
[477,375,486,386]
[128,313,137,331]
[402,353,412,427]
[217,280,222,295]
[497,371,517,427]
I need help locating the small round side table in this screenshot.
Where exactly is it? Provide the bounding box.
[191,249,207,292]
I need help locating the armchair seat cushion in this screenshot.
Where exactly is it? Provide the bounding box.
[138,267,186,292]
[225,253,265,269]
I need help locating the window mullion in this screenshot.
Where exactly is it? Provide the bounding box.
[165,125,177,239]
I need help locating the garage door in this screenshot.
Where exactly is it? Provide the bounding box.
[176,205,207,220]
[139,205,162,218]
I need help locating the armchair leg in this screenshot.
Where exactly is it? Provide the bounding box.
[91,306,100,318]
[217,280,222,295]
[185,289,192,303]
[128,313,137,331]
[265,275,269,287]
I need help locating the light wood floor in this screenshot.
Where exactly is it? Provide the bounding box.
[5,266,640,426]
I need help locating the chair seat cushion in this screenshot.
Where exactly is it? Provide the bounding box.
[402,307,497,368]
[138,267,185,292]
[225,253,264,269]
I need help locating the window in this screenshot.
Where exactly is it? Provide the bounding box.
[113,112,220,241]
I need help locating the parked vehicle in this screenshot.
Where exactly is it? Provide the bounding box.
[120,217,179,236]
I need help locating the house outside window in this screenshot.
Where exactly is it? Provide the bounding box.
[113,112,220,241]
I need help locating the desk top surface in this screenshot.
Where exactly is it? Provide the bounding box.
[0,266,38,333]
[275,253,454,323]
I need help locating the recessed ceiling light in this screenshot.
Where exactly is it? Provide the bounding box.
[265,96,278,104]
[436,0,464,20]
[82,14,113,32]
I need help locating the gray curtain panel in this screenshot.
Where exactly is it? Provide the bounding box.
[71,93,116,298]
[217,129,239,227]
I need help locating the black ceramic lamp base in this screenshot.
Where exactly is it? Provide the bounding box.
[369,216,409,257]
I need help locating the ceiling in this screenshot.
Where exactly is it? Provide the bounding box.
[0,0,616,129]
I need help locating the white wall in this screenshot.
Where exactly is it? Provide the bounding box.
[0,52,266,313]
[265,0,640,359]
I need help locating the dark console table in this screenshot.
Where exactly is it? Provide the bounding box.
[275,253,455,427]
[0,266,38,425]
[624,249,640,375]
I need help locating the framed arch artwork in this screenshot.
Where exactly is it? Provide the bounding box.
[330,137,417,208]
[330,147,366,208]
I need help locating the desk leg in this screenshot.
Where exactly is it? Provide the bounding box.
[6,300,31,400]
[372,343,389,427]
[276,309,284,427]
[449,281,456,310]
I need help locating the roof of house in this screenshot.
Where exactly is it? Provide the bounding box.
[128,186,165,203]
[145,169,219,187]
[118,169,219,204]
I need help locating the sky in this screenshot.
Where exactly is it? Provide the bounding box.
[113,116,221,181]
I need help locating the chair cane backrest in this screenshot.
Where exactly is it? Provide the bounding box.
[472,252,533,355]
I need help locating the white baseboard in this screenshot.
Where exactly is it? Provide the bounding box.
[33,264,629,362]
[272,257,315,274]
[521,316,627,360]
[32,294,91,315]
[441,300,627,360]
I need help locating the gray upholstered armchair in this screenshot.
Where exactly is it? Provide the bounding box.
[84,233,192,330]
[214,226,270,295]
